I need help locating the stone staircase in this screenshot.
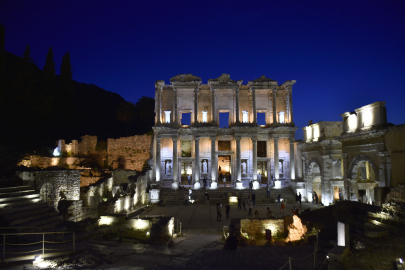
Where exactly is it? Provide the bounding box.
[0,186,63,229]
[160,186,296,206]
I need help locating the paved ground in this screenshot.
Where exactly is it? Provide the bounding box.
[3,202,325,270]
[141,201,318,230]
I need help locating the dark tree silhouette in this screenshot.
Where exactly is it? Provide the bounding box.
[0,24,5,97]
[40,46,56,116]
[116,101,137,136]
[134,96,155,134]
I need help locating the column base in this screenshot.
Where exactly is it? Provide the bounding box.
[171,182,178,189]
[253,181,260,190]
[210,181,218,189]
[236,182,243,190]
[274,180,282,189]
[194,181,201,189]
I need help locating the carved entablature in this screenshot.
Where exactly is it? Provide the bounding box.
[170,74,202,85]
[208,73,242,89]
[340,129,387,143]
[248,75,278,90]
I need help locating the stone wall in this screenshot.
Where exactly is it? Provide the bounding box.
[58,200,98,222]
[33,169,81,210]
[385,124,405,187]
[240,218,287,239]
[112,169,137,185]
[80,177,113,207]
[107,135,152,171]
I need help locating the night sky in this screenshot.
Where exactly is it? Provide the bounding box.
[1,0,404,139]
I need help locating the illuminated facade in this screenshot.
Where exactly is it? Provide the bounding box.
[152,74,299,189]
[301,101,405,206]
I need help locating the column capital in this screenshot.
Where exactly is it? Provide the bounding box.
[172,137,178,143]
[235,136,241,142]
[289,137,295,143]
[156,136,162,142]
[251,137,257,143]
[210,136,216,141]
[194,136,200,141]
[273,136,279,141]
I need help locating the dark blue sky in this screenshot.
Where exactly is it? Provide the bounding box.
[1,0,404,139]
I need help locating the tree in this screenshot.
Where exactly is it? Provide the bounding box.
[134,96,155,134]
[57,52,74,134]
[0,24,5,97]
[116,101,136,136]
[39,46,56,116]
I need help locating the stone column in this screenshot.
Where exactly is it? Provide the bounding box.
[173,88,177,124]
[194,137,201,188]
[235,137,242,189]
[235,88,240,123]
[272,89,277,124]
[285,93,290,124]
[274,137,279,179]
[289,93,293,123]
[289,137,295,180]
[157,91,162,124]
[172,137,178,189]
[155,136,161,181]
[210,137,218,188]
[211,89,216,123]
[252,137,259,189]
[194,88,198,124]
[252,89,257,124]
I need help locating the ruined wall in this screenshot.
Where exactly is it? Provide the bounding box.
[107,135,152,171]
[385,124,405,187]
[240,218,287,239]
[58,200,98,222]
[112,169,137,185]
[33,170,81,210]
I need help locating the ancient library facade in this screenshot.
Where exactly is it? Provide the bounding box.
[152,74,299,189]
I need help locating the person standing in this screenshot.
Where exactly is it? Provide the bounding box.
[243,197,246,211]
[184,193,189,207]
[249,180,253,193]
[237,195,242,210]
[216,203,222,221]
[225,204,230,220]
[254,210,259,218]
[252,192,256,206]
[266,183,271,198]
[295,192,299,207]
[298,192,302,207]
[248,200,253,216]
[312,191,315,204]
[266,207,274,218]
[276,194,281,206]
[280,200,285,214]
[187,175,191,186]
[314,191,318,204]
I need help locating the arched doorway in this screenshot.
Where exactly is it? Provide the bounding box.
[307,160,322,203]
[40,183,54,206]
[348,155,379,203]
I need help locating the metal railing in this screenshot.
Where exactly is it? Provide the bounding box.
[1,231,75,263]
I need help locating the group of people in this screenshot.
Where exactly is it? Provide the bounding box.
[216,203,231,221]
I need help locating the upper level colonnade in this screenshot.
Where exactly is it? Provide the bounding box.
[155,74,296,127]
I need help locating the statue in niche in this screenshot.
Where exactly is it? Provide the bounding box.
[166,161,171,175]
[241,162,246,174]
[202,160,208,173]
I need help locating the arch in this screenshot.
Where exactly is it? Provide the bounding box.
[348,155,379,181]
[40,183,54,206]
[306,159,322,178]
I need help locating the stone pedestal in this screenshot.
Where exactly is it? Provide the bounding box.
[236,182,243,189]
[171,182,178,189]
[211,181,218,189]
[150,189,160,203]
[253,181,260,189]
[274,180,282,189]
[194,181,201,189]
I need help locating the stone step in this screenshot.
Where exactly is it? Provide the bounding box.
[0,189,37,199]
[0,201,50,214]
[0,193,40,203]
[18,214,63,228]
[0,186,32,193]
[9,208,60,226]
[0,197,42,209]
[5,205,56,223]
